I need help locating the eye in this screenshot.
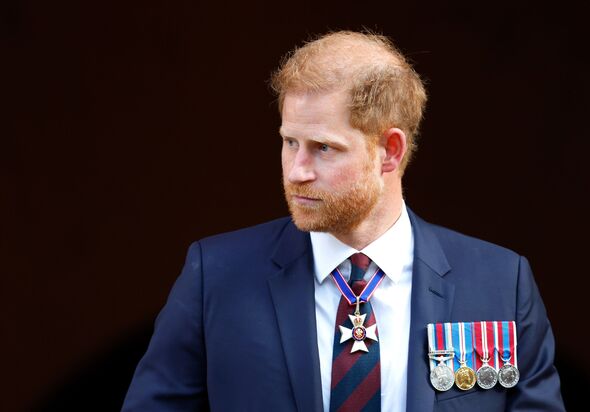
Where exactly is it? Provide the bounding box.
[283,138,297,148]
[319,143,329,152]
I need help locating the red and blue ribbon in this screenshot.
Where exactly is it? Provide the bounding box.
[330,267,386,305]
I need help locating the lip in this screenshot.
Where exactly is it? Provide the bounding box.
[293,195,321,205]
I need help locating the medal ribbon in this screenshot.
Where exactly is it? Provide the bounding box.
[451,322,460,371]
[445,322,455,371]
[330,267,385,305]
[464,322,475,370]
[511,321,518,368]
[473,321,483,370]
[452,322,475,370]
[427,322,450,371]
[430,321,515,375]
[493,321,500,369]
[427,324,436,371]
[499,321,518,367]
[473,321,494,370]
[486,321,496,369]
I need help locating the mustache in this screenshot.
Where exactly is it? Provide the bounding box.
[284,182,326,199]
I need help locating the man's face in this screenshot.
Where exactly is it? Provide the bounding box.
[280,90,383,234]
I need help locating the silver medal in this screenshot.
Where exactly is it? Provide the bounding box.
[476,363,498,389]
[474,322,498,390]
[430,362,455,391]
[428,352,455,392]
[498,363,520,388]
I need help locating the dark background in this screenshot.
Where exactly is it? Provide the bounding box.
[2,0,588,411]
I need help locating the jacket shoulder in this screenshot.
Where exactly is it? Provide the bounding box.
[195,217,300,262]
[430,221,519,259]
[200,216,292,244]
[411,211,522,273]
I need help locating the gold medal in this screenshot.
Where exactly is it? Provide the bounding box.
[453,322,476,390]
[455,363,476,390]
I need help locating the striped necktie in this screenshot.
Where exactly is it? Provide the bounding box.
[329,253,381,411]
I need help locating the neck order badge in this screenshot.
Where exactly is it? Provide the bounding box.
[330,265,385,353]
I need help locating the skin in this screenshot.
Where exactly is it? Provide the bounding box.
[280,89,407,250]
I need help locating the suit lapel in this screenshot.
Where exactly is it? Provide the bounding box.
[267,222,323,412]
[406,209,455,412]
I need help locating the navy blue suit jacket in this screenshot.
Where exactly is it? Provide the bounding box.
[122,210,564,411]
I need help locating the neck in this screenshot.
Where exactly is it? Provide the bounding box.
[331,184,403,250]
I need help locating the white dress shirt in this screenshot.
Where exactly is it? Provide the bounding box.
[310,203,414,412]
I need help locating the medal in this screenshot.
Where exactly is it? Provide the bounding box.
[427,323,456,391]
[429,352,455,391]
[453,322,476,390]
[455,364,476,390]
[474,321,498,389]
[338,306,378,353]
[496,321,520,388]
[476,364,498,389]
[498,361,520,388]
[331,267,385,354]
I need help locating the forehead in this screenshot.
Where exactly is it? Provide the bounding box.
[283,89,348,120]
[279,90,364,144]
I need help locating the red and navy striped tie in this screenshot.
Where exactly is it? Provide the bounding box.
[330,253,381,411]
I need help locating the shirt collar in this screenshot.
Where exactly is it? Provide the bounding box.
[310,202,414,284]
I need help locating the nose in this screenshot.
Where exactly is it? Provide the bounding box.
[286,148,316,184]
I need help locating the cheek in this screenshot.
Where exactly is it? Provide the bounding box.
[281,151,291,175]
[323,165,357,188]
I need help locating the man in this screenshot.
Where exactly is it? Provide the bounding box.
[122,31,564,411]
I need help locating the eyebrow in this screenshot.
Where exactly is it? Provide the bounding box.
[279,128,346,147]
[281,134,346,149]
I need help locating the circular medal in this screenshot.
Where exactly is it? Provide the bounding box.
[352,325,366,341]
[476,364,498,389]
[430,363,455,391]
[455,365,476,390]
[498,363,520,388]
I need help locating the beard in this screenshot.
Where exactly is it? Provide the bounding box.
[283,168,382,234]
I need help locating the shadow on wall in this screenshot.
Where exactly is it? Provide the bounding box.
[34,321,584,412]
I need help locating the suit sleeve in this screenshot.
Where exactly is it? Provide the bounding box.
[507,256,565,411]
[121,242,209,411]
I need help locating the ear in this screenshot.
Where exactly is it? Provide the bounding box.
[380,127,407,173]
